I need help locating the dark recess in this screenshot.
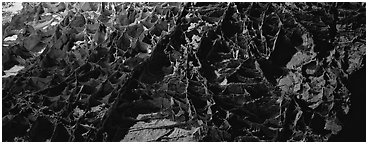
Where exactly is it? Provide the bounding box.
[329,65,366,142]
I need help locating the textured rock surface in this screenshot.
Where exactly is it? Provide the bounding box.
[2,2,365,142]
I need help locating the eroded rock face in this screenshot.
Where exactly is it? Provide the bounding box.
[2,2,365,142]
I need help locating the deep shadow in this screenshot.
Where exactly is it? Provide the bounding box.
[329,65,366,142]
